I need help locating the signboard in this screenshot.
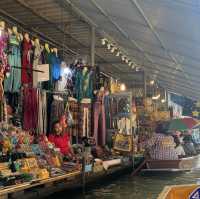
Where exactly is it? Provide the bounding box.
[189,187,200,199]
[113,133,132,152]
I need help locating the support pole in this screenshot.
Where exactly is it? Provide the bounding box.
[143,71,147,98]
[90,26,95,67]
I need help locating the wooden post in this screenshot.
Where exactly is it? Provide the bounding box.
[90,26,95,67]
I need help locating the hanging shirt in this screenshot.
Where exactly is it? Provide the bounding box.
[48,133,70,155]
[51,53,61,81]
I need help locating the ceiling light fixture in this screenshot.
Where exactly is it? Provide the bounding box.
[101,38,107,45]
[150,80,155,85]
[116,51,120,57]
[161,99,166,103]
[120,83,126,91]
[152,94,160,100]
[111,46,116,53]
[122,55,126,61]
[107,43,111,50]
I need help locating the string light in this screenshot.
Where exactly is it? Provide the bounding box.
[101,38,138,69]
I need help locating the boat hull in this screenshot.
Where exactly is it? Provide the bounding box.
[143,155,200,172]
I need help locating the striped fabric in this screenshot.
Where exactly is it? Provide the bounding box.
[144,133,178,160]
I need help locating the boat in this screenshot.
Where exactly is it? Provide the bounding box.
[0,162,133,199]
[141,154,200,172]
[157,184,200,199]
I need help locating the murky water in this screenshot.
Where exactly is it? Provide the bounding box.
[49,171,200,199]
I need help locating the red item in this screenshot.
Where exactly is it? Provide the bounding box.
[21,38,33,84]
[48,133,70,155]
[23,88,38,133]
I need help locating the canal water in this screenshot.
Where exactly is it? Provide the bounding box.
[49,170,200,199]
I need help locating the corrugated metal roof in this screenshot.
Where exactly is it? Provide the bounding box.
[0,0,199,99]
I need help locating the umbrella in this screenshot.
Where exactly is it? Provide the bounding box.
[192,122,200,129]
[166,117,198,131]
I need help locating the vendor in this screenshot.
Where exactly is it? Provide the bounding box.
[48,120,74,158]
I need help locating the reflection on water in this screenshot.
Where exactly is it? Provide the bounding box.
[48,171,200,199]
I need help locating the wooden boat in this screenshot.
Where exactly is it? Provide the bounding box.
[157,184,200,199]
[0,163,133,199]
[142,154,200,172]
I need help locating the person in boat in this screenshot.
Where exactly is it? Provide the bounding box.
[173,135,186,158]
[48,120,75,159]
[182,134,197,156]
[142,123,178,160]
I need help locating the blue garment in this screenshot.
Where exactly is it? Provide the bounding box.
[4,42,21,92]
[51,54,61,81]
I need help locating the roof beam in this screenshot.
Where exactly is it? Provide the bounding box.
[129,0,191,87]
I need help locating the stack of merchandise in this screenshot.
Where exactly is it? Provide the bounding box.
[0,123,81,188]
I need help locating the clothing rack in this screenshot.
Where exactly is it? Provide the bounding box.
[12,66,44,73]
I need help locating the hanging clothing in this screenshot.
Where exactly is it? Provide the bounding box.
[83,70,93,100]
[0,29,8,72]
[93,96,106,146]
[75,68,94,102]
[23,88,38,133]
[42,49,51,90]
[67,99,79,144]
[33,43,43,88]
[21,38,33,85]
[49,97,65,130]
[4,34,21,92]
[75,68,83,102]
[51,53,61,81]
[0,29,8,100]
[79,99,91,139]
[0,97,7,123]
[37,90,47,135]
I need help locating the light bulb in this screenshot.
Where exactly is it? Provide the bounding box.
[131,64,135,69]
[111,46,115,53]
[125,59,129,64]
[120,83,126,91]
[150,80,155,85]
[101,38,106,45]
[152,94,160,100]
[121,55,125,61]
[161,99,166,103]
[107,43,111,50]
